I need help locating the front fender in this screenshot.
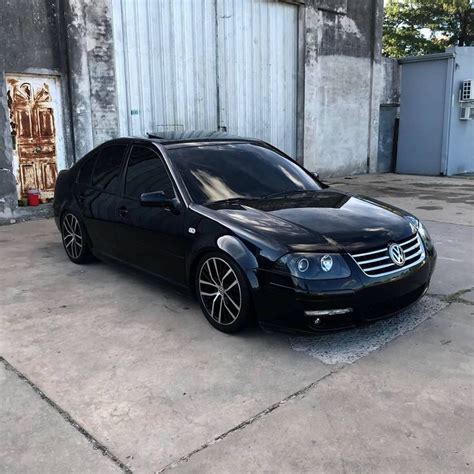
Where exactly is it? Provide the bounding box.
[217,234,261,297]
[187,233,260,293]
[216,235,258,271]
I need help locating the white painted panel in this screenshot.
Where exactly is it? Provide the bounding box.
[112,0,218,136]
[217,0,299,157]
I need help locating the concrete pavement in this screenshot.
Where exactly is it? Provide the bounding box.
[0,173,472,473]
[0,361,121,473]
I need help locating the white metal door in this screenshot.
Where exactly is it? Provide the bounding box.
[216,0,299,157]
[112,0,299,156]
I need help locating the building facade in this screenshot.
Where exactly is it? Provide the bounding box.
[0,0,384,222]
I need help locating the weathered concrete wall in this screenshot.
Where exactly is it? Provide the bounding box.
[380,57,400,104]
[63,0,119,158]
[0,0,118,222]
[85,1,119,146]
[303,0,384,177]
[377,57,400,173]
[0,0,63,220]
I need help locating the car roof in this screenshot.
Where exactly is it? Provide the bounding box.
[94,132,265,155]
[136,130,262,148]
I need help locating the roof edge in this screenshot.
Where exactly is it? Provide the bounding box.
[398,52,456,64]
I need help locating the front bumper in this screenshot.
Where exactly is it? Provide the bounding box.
[254,247,436,334]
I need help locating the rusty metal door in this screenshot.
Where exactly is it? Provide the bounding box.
[6,75,65,199]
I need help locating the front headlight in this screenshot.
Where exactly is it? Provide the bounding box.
[404,215,419,232]
[404,215,433,251]
[275,253,351,280]
[418,221,433,250]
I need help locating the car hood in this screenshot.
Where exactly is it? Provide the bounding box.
[197,189,415,254]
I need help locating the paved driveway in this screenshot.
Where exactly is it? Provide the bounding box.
[1,174,473,473]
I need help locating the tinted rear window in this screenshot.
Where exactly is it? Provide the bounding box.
[92,145,128,193]
[77,152,98,185]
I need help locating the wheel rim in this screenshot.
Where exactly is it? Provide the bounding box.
[198,257,242,326]
[62,213,83,260]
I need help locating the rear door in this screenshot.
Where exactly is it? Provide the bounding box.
[81,143,129,256]
[115,144,187,284]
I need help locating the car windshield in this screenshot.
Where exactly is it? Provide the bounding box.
[167,143,322,205]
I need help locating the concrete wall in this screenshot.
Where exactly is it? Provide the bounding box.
[63,0,119,159]
[0,0,118,222]
[377,57,400,172]
[0,0,64,219]
[303,0,384,177]
[380,57,400,105]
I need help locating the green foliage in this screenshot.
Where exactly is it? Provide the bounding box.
[383,0,474,58]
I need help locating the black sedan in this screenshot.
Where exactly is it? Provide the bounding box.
[54,135,436,334]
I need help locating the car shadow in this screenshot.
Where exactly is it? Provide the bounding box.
[87,255,266,339]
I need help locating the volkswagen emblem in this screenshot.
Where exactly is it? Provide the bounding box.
[388,243,405,266]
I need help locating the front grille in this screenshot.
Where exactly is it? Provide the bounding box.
[349,233,425,278]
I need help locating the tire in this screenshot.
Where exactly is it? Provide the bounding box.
[61,211,93,264]
[195,251,253,333]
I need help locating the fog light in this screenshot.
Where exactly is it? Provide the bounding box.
[305,308,353,317]
[313,318,321,326]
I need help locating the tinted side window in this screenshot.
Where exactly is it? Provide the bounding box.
[91,145,127,193]
[77,152,98,185]
[125,146,175,200]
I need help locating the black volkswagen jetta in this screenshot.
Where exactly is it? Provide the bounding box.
[54,135,436,334]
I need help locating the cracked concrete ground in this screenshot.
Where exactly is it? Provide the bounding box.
[0,173,473,473]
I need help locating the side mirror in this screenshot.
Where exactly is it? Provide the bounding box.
[140,191,181,214]
[312,172,329,188]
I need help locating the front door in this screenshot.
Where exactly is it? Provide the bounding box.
[115,145,186,284]
[6,74,65,199]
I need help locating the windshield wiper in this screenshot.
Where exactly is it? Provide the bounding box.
[261,189,315,200]
[207,196,258,205]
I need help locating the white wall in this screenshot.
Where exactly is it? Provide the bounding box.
[447,47,474,176]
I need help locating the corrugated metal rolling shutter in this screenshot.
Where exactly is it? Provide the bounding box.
[216,0,298,156]
[112,0,298,157]
[112,0,218,135]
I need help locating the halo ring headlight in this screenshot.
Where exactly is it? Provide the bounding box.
[320,255,333,272]
[276,253,351,280]
[297,258,310,273]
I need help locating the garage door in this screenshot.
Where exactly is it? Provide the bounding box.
[112,0,299,157]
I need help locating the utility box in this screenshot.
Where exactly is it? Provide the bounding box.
[396,47,474,176]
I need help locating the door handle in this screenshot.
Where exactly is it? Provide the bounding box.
[78,194,85,203]
[118,206,129,217]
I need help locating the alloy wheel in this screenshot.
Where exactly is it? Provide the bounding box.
[62,213,83,260]
[198,257,242,325]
